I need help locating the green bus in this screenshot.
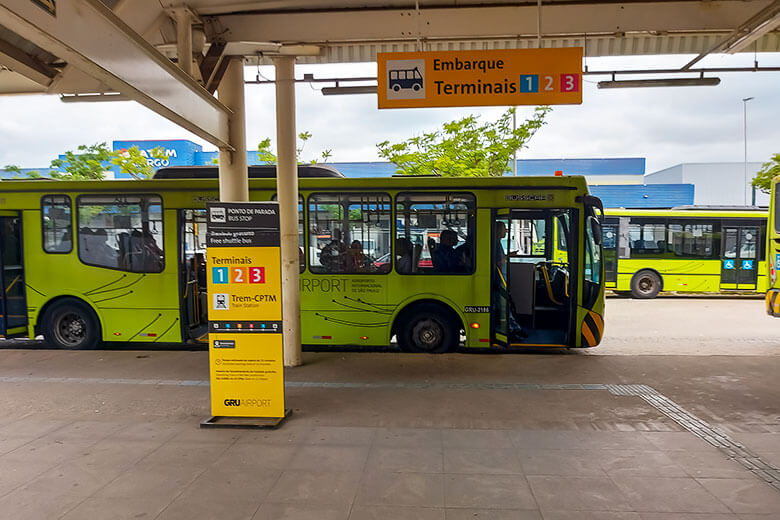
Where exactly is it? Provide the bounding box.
[603,207,768,298]
[765,178,780,316]
[0,166,605,352]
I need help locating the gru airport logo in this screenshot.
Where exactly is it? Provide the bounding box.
[224,399,241,406]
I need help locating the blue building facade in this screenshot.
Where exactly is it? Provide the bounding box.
[1,139,694,208]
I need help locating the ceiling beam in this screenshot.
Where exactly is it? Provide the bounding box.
[0,0,231,149]
[211,1,777,44]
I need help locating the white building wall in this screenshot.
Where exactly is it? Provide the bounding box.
[646,162,767,207]
[584,174,644,185]
[644,165,684,184]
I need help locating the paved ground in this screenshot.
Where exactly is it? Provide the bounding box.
[0,298,778,519]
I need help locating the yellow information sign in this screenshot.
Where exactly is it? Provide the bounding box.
[377,48,582,109]
[204,202,288,425]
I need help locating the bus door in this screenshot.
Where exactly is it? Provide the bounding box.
[0,214,28,337]
[491,209,572,347]
[602,219,619,287]
[179,209,208,338]
[720,225,759,290]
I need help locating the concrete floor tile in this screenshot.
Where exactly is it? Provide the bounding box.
[356,471,444,507]
[45,420,124,441]
[0,461,52,498]
[94,464,202,499]
[305,426,376,446]
[729,433,780,453]
[156,495,259,520]
[542,512,641,520]
[696,478,780,515]
[350,505,445,520]
[570,431,660,451]
[236,421,312,446]
[514,430,593,450]
[366,447,443,473]
[0,489,85,520]
[527,476,632,512]
[373,428,443,448]
[108,421,185,442]
[1,438,94,465]
[672,450,756,479]
[59,496,172,520]
[138,440,229,468]
[442,429,516,449]
[171,424,244,443]
[0,435,35,457]
[267,470,362,505]
[217,443,297,469]
[640,432,722,452]
[74,439,159,471]
[0,417,69,439]
[20,460,123,497]
[444,474,536,510]
[446,509,542,520]
[254,502,351,520]
[287,445,370,472]
[612,477,731,513]
[638,513,739,519]
[517,449,606,477]
[598,450,688,477]
[183,465,281,501]
[443,448,523,475]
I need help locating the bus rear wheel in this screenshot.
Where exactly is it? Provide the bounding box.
[42,299,101,350]
[631,271,661,299]
[397,304,459,354]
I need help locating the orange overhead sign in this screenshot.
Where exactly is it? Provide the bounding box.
[377,48,583,109]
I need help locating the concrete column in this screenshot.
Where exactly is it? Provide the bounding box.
[273,56,302,367]
[217,58,248,202]
[174,8,193,77]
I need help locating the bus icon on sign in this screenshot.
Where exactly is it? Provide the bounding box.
[386,59,425,100]
[389,67,423,92]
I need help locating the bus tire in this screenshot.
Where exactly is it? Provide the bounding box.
[42,299,102,350]
[397,303,459,354]
[630,270,662,299]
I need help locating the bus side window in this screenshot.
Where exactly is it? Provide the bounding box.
[41,195,73,253]
[308,193,391,275]
[395,192,476,275]
[77,195,164,273]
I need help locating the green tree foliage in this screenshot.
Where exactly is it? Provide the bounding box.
[377,106,552,177]
[49,142,112,180]
[257,132,333,165]
[111,145,167,180]
[3,164,41,179]
[751,153,780,194]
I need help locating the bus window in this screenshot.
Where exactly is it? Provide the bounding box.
[308,193,391,274]
[41,195,72,253]
[628,221,666,255]
[395,193,475,274]
[77,195,164,273]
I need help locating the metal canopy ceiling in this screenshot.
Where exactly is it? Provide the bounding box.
[0,0,778,144]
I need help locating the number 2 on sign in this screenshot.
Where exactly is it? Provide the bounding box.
[231,267,247,284]
[542,75,554,91]
[560,74,580,92]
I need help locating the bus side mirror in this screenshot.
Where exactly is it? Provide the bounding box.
[589,216,602,245]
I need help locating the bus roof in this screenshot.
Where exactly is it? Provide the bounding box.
[154,164,344,179]
[605,206,767,218]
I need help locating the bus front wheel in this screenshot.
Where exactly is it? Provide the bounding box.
[42,299,101,350]
[397,303,459,354]
[631,271,662,299]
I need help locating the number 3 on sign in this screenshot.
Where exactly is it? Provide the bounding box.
[249,267,265,284]
[560,74,580,92]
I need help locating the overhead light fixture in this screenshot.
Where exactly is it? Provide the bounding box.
[321,85,377,95]
[59,92,130,102]
[597,77,721,89]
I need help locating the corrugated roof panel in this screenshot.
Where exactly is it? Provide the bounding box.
[590,184,694,209]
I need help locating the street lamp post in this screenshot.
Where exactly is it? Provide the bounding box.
[742,96,754,206]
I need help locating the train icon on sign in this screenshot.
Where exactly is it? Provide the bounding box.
[386,59,426,100]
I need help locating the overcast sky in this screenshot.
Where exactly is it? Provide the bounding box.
[0,52,778,174]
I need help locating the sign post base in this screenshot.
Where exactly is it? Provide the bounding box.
[200,410,292,430]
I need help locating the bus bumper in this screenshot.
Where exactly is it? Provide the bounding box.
[766,289,780,317]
